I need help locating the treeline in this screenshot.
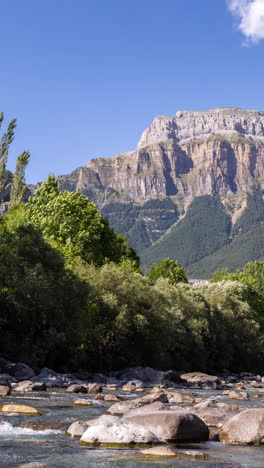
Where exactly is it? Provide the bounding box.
[1,114,264,373]
[0,176,264,372]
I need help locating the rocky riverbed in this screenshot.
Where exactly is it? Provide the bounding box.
[0,360,264,467]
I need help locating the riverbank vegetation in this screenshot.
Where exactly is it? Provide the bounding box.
[1,175,264,374]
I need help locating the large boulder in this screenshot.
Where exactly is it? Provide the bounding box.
[12,381,46,392]
[228,390,248,400]
[220,408,264,445]
[193,399,241,427]
[35,367,85,388]
[80,415,161,446]
[111,367,182,386]
[125,411,209,442]
[181,372,219,386]
[9,363,35,380]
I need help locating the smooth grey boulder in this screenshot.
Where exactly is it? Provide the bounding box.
[80,415,161,446]
[125,411,209,442]
[220,408,264,445]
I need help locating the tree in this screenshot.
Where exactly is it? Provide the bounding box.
[0,224,88,368]
[0,115,16,201]
[20,175,139,266]
[148,258,187,284]
[10,151,30,206]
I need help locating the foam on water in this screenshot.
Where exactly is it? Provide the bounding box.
[0,421,62,435]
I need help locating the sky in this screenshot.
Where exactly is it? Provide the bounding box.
[1,0,264,184]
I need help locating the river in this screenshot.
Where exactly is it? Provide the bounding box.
[0,387,263,467]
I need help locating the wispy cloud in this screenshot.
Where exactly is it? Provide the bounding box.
[227,0,264,44]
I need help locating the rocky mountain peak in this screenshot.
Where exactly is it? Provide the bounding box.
[137,107,264,148]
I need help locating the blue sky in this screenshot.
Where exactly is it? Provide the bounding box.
[1,0,264,183]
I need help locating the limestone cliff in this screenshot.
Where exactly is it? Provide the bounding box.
[26,108,264,274]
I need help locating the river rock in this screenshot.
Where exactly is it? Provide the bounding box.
[181,372,219,386]
[12,380,46,392]
[0,404,40,414]
[18,464,45,468]
[124,401,167,418]
[193,399,241,427]
[66,384,87,393]
[139,446,177,457]
[125,411,209,442]
[86,383,102,394]
[228,391,248,400]
[166,391,195,404]
[107,400,144,415]
[73,399,93,406]
[220,408,264,444]
[0,385,10,396]
[67,421,90,438]
[80,415,161,446]
[103,394,124,402]
[111,366,182,386]
[139,446,211,459]
[132,391,168,404]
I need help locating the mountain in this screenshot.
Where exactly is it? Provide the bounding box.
[28,108,264,276]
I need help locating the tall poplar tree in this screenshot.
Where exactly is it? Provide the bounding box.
[10,151,30,206]
[0,115,16,201]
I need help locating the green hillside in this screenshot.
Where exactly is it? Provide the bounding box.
[188,223,264,278]
[140,195,232,270]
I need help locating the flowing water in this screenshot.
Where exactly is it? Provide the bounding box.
[0,387,263,468]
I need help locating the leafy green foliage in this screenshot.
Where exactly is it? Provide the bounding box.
[9,175,139,266]
[0,117,16,200]
[10,151,30,206]
[0,224,88,368]
[148,258,187,284]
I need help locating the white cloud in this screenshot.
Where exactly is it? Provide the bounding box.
[227,0,264,43]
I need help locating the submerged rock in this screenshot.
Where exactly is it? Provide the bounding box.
[139,446,212,459]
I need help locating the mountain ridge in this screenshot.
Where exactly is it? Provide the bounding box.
[14,108,264,276]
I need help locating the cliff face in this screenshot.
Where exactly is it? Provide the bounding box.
[71,136,264,208]
[31,108,264,274]
[137,108,264,148]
